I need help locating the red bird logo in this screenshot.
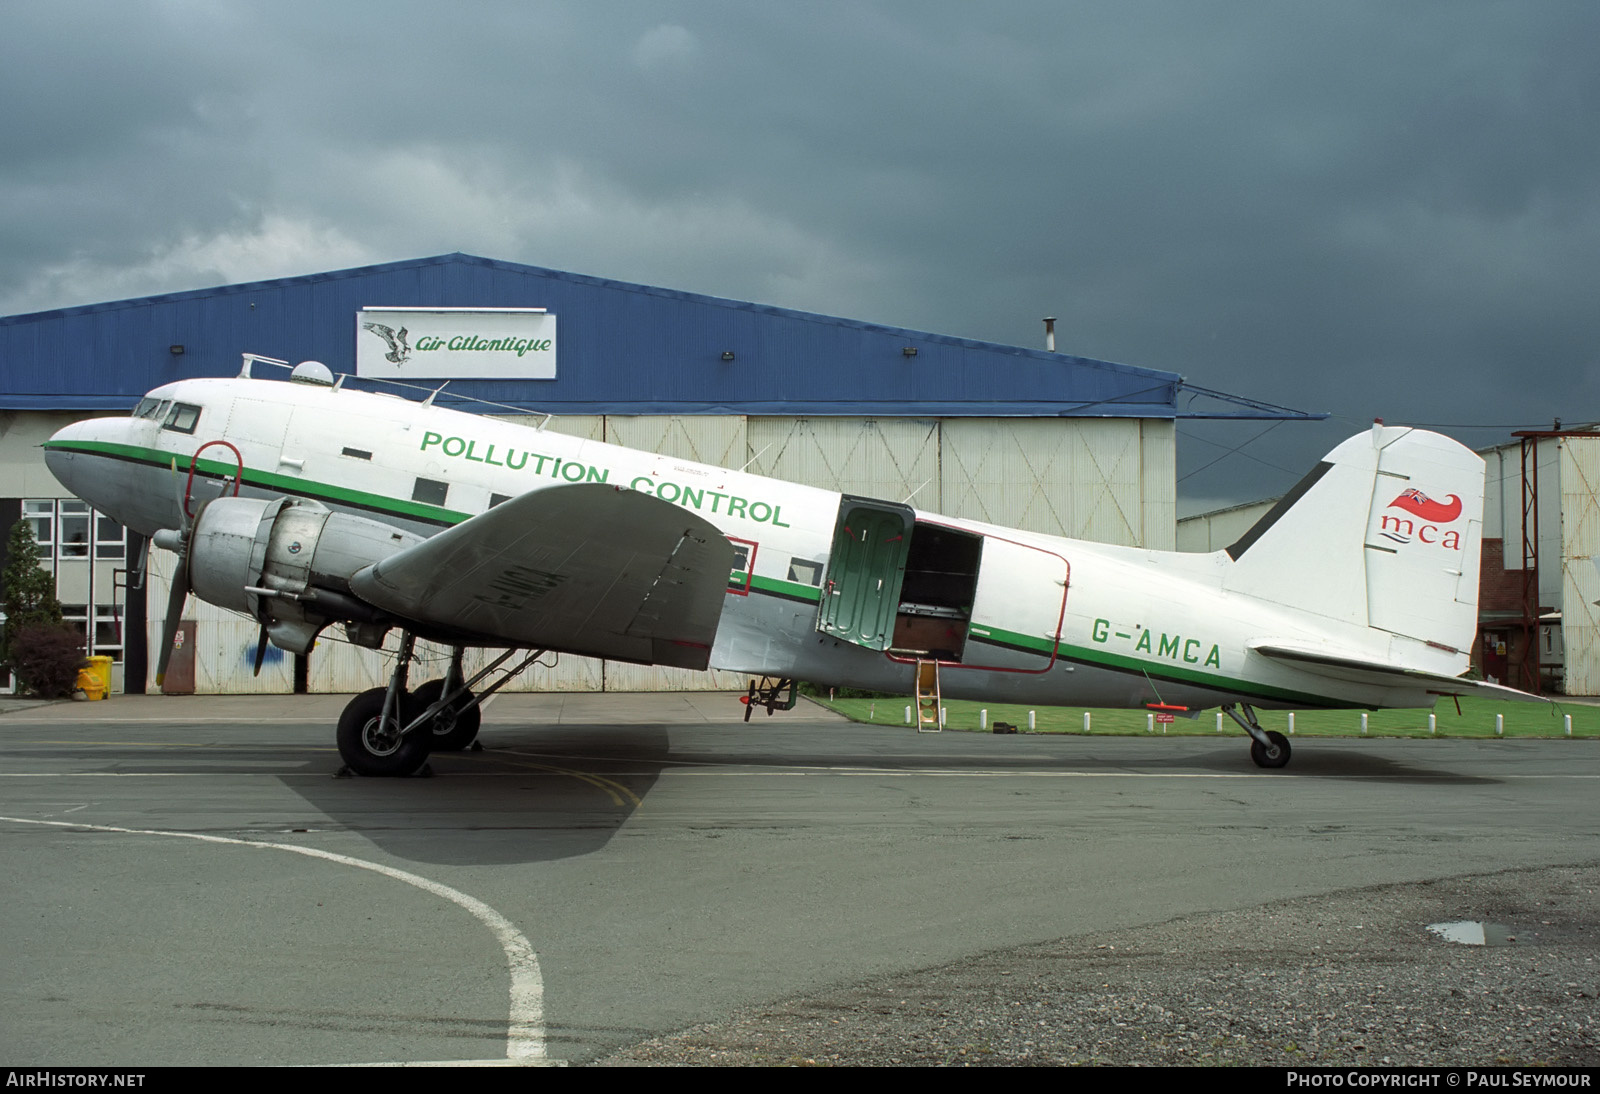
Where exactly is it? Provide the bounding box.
[1387,488,1461,523]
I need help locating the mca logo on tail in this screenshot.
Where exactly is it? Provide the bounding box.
[1378,487,1463,548]
[1388,488,1462,524]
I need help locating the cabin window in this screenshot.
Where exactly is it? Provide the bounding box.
[412,477,449,506]
[162,402,201,434]
[489,493,513,509]
[787,558,823,586]
[341,447,373,460]
[727,537,757,595]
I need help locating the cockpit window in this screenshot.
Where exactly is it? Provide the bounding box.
[132,397,161,418]
[163,402,202,434]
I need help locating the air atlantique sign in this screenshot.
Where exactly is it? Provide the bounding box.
[356,307,557,380]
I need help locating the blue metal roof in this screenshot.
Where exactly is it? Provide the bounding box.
[0,253,1300,419]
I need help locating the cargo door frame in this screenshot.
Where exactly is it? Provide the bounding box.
[885,521,1070,675]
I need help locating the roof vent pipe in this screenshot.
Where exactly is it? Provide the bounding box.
[1043,317,1057,353]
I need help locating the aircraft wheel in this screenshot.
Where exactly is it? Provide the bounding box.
[1250,730,1292,769]
[413,678,481,751]
[337,687,430,776]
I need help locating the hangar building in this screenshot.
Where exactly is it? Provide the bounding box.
[0,252,1308,695]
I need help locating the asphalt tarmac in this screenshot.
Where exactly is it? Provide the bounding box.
[1,692,1596,1066]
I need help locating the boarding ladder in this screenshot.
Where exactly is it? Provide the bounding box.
[915,659,942,732]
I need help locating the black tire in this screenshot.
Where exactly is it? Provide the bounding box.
[336,687,430,776]
[412,678,481,751]
[1249,729,1292,769]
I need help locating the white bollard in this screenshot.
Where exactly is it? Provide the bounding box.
[1029,710,1036,731]
[1361,712,1368,734]
[1496,713,1503,736]
[1083,712,1091,732]
[905,706,912,725]
[980,709,988,730]
[1429,713,1437,734]
[1217,712,1224,732]
[1287,712,1295,735]
[1566,714,1573,736]
[939,707,947,728]
[1147,713,1154,733]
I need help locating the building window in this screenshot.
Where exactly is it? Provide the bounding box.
[58,501,90,558]
[94,514,125,561]
[91,604,123,663]
[23,500,55,558]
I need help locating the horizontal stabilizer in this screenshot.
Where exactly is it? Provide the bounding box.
[1249,641,1547,702]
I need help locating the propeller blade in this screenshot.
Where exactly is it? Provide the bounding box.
[154,547,189,687]
[252,625,270,677]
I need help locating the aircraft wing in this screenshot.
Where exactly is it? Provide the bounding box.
[348,483,735,669]
[1248,641,1548,702]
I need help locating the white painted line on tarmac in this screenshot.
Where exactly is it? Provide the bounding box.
[0,814,553,1066]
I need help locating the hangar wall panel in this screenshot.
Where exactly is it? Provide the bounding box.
[940,419,1150,544]
[1,412,84,497]
[146,552,292,694]
[1560,437,1600,694]
[746,418,939,504]
[1139,421,1177,550]
[520,414,606,443]
[606,415,746,469]
[1177,499,1277,553]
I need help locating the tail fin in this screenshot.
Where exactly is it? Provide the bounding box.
[1222,425,1484,664]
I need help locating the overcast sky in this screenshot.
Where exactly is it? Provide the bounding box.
[4,1,1596,512]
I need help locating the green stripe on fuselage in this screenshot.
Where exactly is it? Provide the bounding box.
[44,438,470,525]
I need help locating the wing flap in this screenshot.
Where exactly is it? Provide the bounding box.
[349,483,735,669]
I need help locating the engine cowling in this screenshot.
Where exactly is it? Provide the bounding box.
[184,496,424,653]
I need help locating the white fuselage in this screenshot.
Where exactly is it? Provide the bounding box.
[44,375,1457,711]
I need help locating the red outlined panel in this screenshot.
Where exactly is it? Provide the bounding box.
[726,536,758,596]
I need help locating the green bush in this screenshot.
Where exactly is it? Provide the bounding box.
[2,518,65,676]
[9,622,86,699]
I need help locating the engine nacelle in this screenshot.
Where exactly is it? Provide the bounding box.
[184,496,424,653]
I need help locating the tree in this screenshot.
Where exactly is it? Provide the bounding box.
[2,517,69,689]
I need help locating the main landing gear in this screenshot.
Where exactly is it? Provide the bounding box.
[1221,702,1292,769]
[335,634,549,776]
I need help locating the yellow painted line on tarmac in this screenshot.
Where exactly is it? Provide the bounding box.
[457,751,642,808]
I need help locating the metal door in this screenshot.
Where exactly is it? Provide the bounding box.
[817,497,914,650]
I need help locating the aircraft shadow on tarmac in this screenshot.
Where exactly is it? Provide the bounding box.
[276,722,1501,867]
[279,723,677,866]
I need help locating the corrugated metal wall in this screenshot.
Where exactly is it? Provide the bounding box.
[747,418,941,505]
[1560,437,1600,694]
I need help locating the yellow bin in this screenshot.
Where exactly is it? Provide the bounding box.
[77,655,114,701]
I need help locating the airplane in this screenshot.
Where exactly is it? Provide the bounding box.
[40,355,1529,776]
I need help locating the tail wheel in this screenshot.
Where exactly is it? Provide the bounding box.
[337,687,430,776]
[1250,729,1292,769]
[412,678,481,751]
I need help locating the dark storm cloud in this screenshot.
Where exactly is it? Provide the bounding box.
[2,1,1596,507]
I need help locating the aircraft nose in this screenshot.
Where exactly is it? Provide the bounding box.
[44,416,131,506]
[43,419,93,493]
